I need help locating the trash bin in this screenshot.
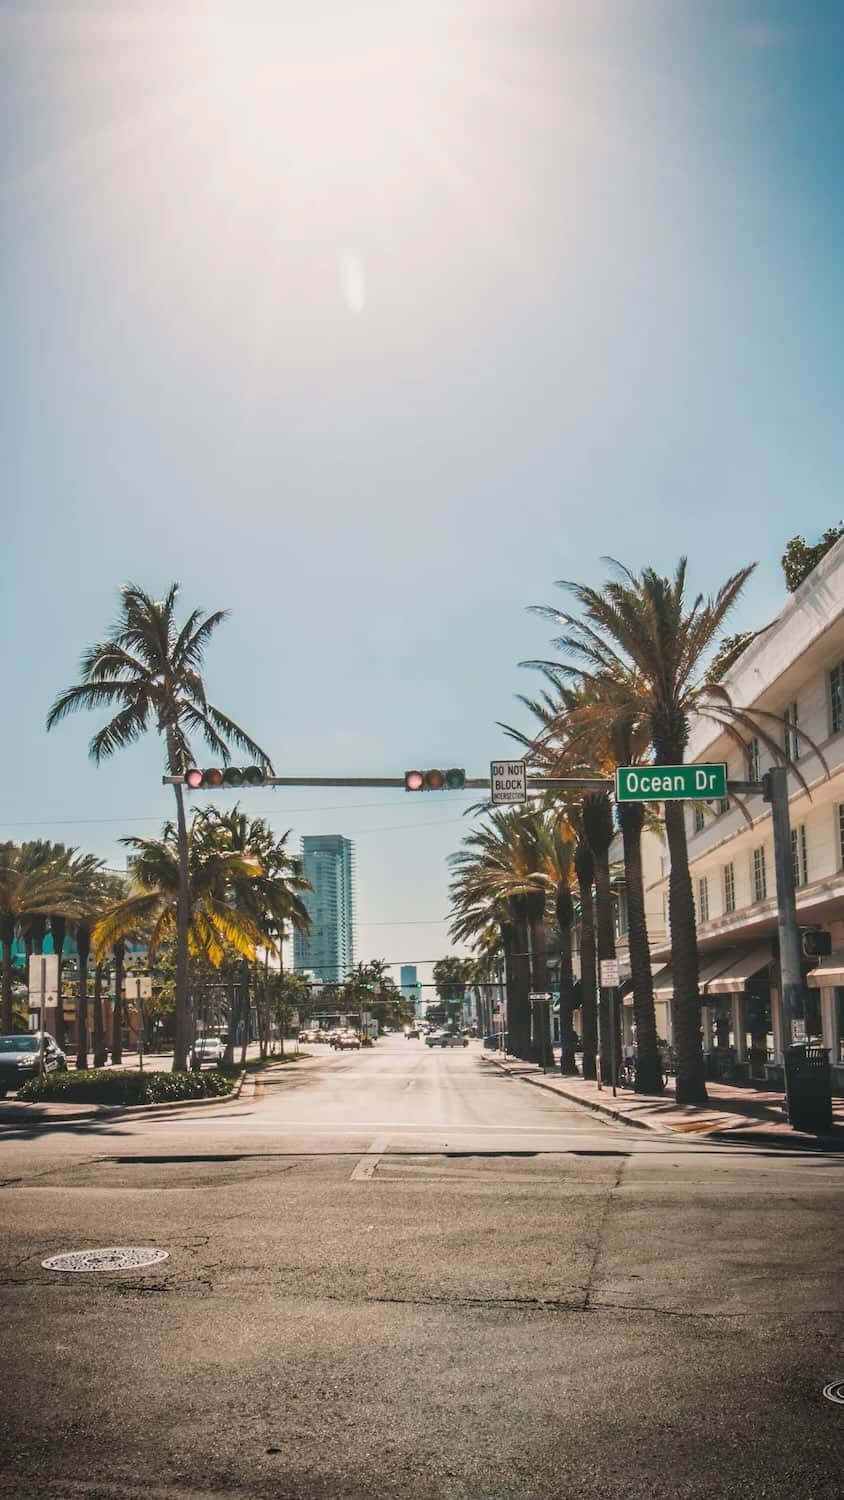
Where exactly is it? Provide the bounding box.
[784,1045,833,1134]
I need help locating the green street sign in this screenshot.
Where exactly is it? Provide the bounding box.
[615,763,727,803]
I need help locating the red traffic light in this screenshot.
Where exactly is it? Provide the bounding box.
[405,770,425,791]
[185,768,203,789]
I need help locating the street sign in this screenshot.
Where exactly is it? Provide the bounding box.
[791,1018,807,1043]
[28,954,58,1008]
[490,759,527,804]
[529,992,551,1002]
[599,959,620,988]
[615,763,727,803]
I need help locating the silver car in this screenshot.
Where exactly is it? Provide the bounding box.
[0,1033,67,1096]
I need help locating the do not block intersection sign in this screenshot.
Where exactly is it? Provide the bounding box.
[490,760,527,804]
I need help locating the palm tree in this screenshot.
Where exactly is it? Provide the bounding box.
[528,558,826,1104]
[0,843,76,1033]
[46,584,272,1071]
[195,809,311,1060]
[93,816,275,1073]
[449,808,555,1063]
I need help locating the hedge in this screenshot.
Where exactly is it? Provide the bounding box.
[17,1068,235,1106]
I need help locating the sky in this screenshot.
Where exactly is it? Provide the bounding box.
[2,1,844,986]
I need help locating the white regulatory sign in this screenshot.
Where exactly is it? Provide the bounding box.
[599,959,620,988]
[490,759,527,804]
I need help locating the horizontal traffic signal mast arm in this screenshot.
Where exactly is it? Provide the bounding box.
[163,773,617,790]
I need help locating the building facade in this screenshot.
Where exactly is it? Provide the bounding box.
[292,835,355,983]
[650,537,844,1091]
[400,965,421,1011]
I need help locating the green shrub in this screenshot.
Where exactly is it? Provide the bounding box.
[17,1068,234,1106]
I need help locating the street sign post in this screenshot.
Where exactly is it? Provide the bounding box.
[490,760,527,804]
[599,960,619,988]
[615,763,727,803]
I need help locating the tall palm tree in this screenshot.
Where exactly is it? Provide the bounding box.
[528,558,827,1104]
[46,584,272,1071]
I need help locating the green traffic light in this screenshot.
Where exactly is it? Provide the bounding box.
[222,767,244,787]
[445,768,465,789]
[243,766,266,786]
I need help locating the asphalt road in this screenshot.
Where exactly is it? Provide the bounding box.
[0,1036,841,1500]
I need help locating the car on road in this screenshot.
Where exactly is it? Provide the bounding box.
[0,1033,67,1095]
[333,1033,361,1050]
[440,1032,469,1047]
[192,1035,226,1066]
[405,1026,422,1039]
[425,1030,445,1047]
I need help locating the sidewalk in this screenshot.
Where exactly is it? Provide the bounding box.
[484,1053,844,1147]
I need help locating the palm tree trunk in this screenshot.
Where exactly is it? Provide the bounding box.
[618,804,663,1094]
[529,916,552,1065]
[167,731,191,1073]
[75,923,90,1071]
[663,799,707,1105]
[51,916,67,1050]
[92,963,107,1068]
[111,941,125,1064]
[556,887,578,1075]
[592,850,618,1083]
[575,852,598,1080]
[506,907,532,1061]
[1,917,14,1033]
[239,957,250,1068]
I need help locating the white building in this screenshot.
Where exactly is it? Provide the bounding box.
[650,536,844,1092]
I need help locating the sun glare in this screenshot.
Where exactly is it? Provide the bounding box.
[192,2,452,193]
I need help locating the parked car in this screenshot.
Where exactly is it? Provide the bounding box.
[441,1032,469,1047]
[483,1032,508,1051]
[193,1035,226,1066]
[334,1033,361,1050]
[0,1033,67,1095]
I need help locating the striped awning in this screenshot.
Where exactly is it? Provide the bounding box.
[807,953,844,989]
[704,945,772,995]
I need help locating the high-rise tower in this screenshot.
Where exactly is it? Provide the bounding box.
[292,835,355,982]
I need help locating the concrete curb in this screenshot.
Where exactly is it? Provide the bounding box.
[483,1055,666,1134]
[0,1069,248,1126]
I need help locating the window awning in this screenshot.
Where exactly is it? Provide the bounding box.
[807,952,844,989]
[704,945,771,995]
[651,964,674,1000]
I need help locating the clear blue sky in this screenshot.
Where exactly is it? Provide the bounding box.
[2,2,843,985]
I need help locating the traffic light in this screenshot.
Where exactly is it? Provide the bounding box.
[800,929,832,960]
[184,766,267,789]
[404,768,465,791]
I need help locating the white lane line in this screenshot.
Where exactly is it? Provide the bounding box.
[351,1135,389,1181]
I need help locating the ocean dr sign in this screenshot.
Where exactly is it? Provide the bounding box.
[615,763,727,803]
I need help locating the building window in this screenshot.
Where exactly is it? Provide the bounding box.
[752,845,767,903]
[697,876,709,922]
[693,804,705,834]
[783,701,800,761]
[747,737,761,782]
[831,664,844,734]
[791,824,808,888]
[724,863,735,914]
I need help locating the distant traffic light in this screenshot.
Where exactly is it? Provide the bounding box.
[183,766,267,789]
[404,768,465,791]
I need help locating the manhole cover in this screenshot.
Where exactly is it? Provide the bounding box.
[41,1247,169,1272]
[822,1380,844,1405]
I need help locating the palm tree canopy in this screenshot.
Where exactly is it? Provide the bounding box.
[197,808,312,936]
[92,816,272,968]
[46,583,274,776]
[524,559,824,786]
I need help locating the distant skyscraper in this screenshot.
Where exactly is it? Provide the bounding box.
[400,965,419,1007]
[292,835,355,982]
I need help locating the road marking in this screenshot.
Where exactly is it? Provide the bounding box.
[351,1135,389,1181]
